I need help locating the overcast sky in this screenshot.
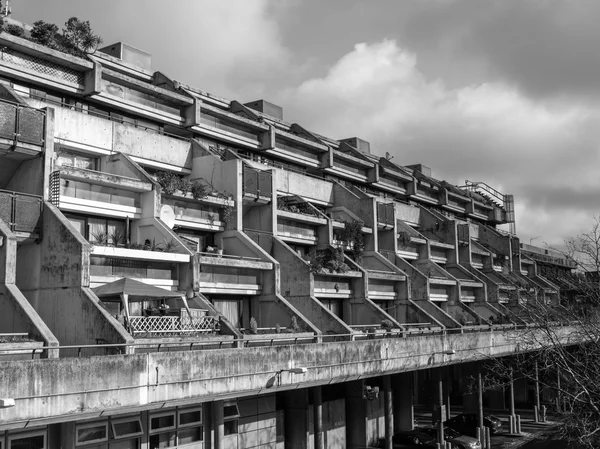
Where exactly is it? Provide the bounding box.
[11,0,600,245]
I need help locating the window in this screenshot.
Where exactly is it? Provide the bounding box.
[65,213,127,244]
[8,431,46,449]
[76,423,108,446]
[56,151,98,171]
[223,402,239,436]
[149,408,202,449]
[111,417,143,439]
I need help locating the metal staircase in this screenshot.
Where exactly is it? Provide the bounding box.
[461,181,516,234]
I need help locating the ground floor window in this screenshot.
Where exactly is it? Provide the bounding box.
[223,401,240,436]
[149,407,203,449]
[8,430,46,449]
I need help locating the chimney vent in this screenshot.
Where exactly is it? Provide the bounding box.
[243,100,283,120]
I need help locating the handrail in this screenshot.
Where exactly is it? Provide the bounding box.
[197,251,261,261]
[0,322,570,357]
[462,181,505,204]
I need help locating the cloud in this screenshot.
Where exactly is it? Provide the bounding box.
[282,40,600,244]
[15,0,292,100]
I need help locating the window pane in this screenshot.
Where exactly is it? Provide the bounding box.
[149,432,176,449]
[179,410,202,426]
[177,427,202,445]
[113,420,142,437]
[77,425,107,444]
[109,438,139,449]
[223,420,238,436]
[150,415,175,431]
[10,435,45,449]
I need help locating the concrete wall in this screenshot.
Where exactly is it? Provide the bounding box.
[236,394,277,449]
[52,107,193,169]
[274,169,334,205]
[395,203,420,227]
[16,203,133,352]
[0,325,578,427]
[273,238,352,336]
[0,220,59,355]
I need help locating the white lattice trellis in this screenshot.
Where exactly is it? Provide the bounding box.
[128,316,220,337]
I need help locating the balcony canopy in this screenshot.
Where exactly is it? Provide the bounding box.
[93,277,184,302]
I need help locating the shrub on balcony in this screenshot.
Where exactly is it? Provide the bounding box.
[178,178,193,197]
[5,24,24,37]
[156,171,181,195]
[341,219,365,262]
[398,231,412,248]
[191,181,208,200]
[309,247,350,274]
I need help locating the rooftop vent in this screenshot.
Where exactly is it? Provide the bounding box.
[243,100,283,120]
[406,164,431,177]
[340,137,370,154]
[99,42,152,71]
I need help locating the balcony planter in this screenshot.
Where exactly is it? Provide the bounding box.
[91,246,190,262]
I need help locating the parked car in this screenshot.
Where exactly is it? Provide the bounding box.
[377,430,438,448]
[420,426,482,449]
[444,413,502,437]
[377,428,479,449]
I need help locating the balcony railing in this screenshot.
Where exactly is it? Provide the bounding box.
[127,315,220,337]
[0,190,43,234]
[243,165,272,200]
[0,98,46,146]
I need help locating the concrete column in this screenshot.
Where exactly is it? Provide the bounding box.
[346,381,368,449]
[393,373,414,432]
[436,369,445,445]
[284,390,310,449]
[556,366,562,412]
[444,366,452,418]
[384,375,393,449]
[509,366,515,417]
[534,361,541,412]
[212,400,224,449]
[477,367,484,434]
[314,386,324,449]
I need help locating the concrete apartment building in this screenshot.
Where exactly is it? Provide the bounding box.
[0,28,579,449]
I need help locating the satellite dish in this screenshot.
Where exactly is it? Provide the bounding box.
[160,205,176,229]
[385,152,394,161]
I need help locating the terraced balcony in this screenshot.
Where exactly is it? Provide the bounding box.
[0,190,43,242]
[0,98,46,155]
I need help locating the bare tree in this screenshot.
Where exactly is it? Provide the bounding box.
[478,216,600,448]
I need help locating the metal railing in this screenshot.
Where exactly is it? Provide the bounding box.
[0,321,573,358]
[0,98,46,146]
[0,189,43,234]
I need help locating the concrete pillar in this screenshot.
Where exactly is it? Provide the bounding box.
[556,366,562,412]
[345,381,368,449]
[436,369,445,446]
[534,361,541,412]
[384,375,393,449]
[212,400,224,449]
[284,390,310,449]
[444,366,452,418]
[509,366,515,417]
[393,373,414,432]
[314,386,324,449]
[477,367,484,434]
